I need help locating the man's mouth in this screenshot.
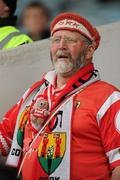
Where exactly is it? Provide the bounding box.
[57,54,69,60]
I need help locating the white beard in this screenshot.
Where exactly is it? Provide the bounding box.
[51,48,86,76]
[54,60,73,74]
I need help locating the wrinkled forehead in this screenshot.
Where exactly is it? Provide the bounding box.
[52,29,83,38]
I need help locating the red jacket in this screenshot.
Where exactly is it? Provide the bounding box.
[0,80,120,180]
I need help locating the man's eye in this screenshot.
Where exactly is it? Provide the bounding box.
[54,38,60,42]
[67,38,77,43]
[51,37,60,43]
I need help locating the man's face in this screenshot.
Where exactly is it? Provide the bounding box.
[50,30,89,77]
[0,0,9,17]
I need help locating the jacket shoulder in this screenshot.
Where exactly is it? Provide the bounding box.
[76,80,119,107]
[87,80,119,93]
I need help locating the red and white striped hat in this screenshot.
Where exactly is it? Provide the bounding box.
[50,12,100,49]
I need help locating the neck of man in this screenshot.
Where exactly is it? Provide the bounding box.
[56,75,67,89]
[56,71,76,89]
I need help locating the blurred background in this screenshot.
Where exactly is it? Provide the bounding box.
[16,0,120,41]
[16,0,120,25]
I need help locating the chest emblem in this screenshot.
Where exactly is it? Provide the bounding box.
[38,132,66,175]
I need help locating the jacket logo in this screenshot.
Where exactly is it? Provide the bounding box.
[38,132,66,175]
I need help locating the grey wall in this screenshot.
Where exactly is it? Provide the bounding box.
[94,21,120,86]
[0,21,120,119]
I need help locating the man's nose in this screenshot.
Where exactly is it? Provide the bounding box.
[59,38,68,49]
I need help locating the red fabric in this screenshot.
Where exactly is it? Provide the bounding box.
[22,81,120,180]
[22,125,49,180]
[50,12,100,49]
[0,103,21,155]
[71,81,120,179]
[50,63,94,111]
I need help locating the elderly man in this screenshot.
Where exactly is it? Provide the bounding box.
[0,12,120,180]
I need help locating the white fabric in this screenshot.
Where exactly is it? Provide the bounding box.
[52,19,92,39]
[0,132,9,154]
[96,91,120,125]
[6,85,41,167]
[115,111,120,133]
[106,147,120,163]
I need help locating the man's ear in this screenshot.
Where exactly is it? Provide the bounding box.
[85,44,95,60]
